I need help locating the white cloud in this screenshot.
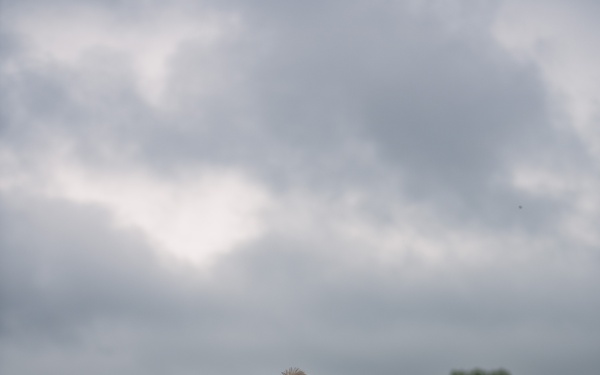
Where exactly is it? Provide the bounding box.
[0,145,272,268]
[8,3,242,107]
[494,0,600,158]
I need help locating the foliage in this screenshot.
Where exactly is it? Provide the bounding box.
[281,367,307,375]
[451,369,511,375]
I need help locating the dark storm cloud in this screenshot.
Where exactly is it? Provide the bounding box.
[0,0,583,207]
[125,0,590,236]
[92,0,580,208]
[1,1,600,375]
[0,194,178,338]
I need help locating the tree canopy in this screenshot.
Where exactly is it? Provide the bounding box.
[451,369,511,375]
[281,367,307,375]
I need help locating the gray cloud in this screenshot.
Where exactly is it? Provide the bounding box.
[2,192,598,375]
[1,1,600,375]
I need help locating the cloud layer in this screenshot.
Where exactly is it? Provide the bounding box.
[1,1,599,375]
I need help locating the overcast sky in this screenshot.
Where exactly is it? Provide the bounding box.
[1,1,599,374]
